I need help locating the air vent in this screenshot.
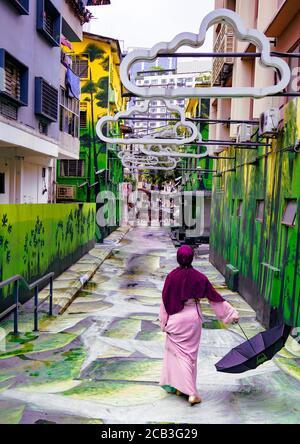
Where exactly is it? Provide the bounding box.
[56,185,75,200]
[35,77,58,122]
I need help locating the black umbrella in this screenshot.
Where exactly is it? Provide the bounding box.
[215,323,292,373]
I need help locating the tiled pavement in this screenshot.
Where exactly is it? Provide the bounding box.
[0,227,299,424]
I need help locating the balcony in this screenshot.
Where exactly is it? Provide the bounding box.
[211,24,235,86]
[64,0,110,25]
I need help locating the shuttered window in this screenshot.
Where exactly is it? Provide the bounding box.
[59,87,79,137]
[0,99,18,120]
[35,77,58,122]
[80,109,87,128]
[0,49,28,106]
[37,0,61,47]
[60,160,85,177]
[4,59,21,100]
[72,56,89,79]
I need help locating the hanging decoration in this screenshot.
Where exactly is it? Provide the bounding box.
[120,8,291,99]
[96,99,199,145]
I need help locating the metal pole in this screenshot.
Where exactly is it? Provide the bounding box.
[13,281,19,335]
[157,51,300,58]
[121,116,259,125]
[49,276,53,316]
[34,286,39,332]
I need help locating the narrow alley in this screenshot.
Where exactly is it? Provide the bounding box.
[0,227,299,424]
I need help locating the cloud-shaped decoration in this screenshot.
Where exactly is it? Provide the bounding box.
[96,99,199,145]
[138,144,208,159]
[120,8,291,99]
[118,150,178,170]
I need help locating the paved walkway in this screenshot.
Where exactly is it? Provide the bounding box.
[0,227,299,424]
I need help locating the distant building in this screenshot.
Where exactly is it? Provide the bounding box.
[129,67,201,135]
[56,32,128,240]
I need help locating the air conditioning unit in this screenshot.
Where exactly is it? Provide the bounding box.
[57,185,75,200]
[259,108,280,137]
[237,123,252,143]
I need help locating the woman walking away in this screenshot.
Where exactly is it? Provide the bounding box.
[159,245,239,406]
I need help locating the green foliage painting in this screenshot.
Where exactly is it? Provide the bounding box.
[210,98,300,327]
[0,204,96,312]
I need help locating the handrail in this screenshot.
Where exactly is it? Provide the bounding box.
[0,272,54,335]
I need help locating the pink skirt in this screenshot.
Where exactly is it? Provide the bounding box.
[160,302,202,397]
[159,299,238,397]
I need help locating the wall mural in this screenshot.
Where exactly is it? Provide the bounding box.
[57,38,125,243]
[210,98,300,328]
[0,204,96,313]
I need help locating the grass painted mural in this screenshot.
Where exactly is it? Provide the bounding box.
[0,204,96,313]
[57,33,127,242]
[210,98,300,328]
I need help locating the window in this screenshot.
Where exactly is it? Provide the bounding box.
[35,77,58,122]
[39,121,48,135]
[287,41,300,95]
[256,200,265,222]
[72,55,89,79]
[80,109,87,129]
[282,199,297,227]
[37,0,61,47]
[9,0,29,14]
[0,49,28,106]
[237,200,243,217]
[59,87,79,137]
[60,160,85,177]
[0,173,5,194]
[0,99,18,120]
[231,199,235,216]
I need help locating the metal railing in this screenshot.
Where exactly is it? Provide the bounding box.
[0,273,54,335]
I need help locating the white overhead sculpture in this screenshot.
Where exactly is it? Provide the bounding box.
[118,151,178,171]
[96,99,199,146]
[120,8,291,99]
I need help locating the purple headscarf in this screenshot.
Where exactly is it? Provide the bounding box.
[162,245,225,315]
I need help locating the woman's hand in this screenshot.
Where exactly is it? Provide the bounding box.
[232,316,240,324]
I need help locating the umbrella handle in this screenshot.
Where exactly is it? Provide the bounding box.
[236,322,257,354]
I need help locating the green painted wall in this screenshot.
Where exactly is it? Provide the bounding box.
[181,99,213,192]
[0,203,96,312]
[210,98,300,328]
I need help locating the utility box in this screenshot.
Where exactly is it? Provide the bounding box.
[225,264,239,291]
